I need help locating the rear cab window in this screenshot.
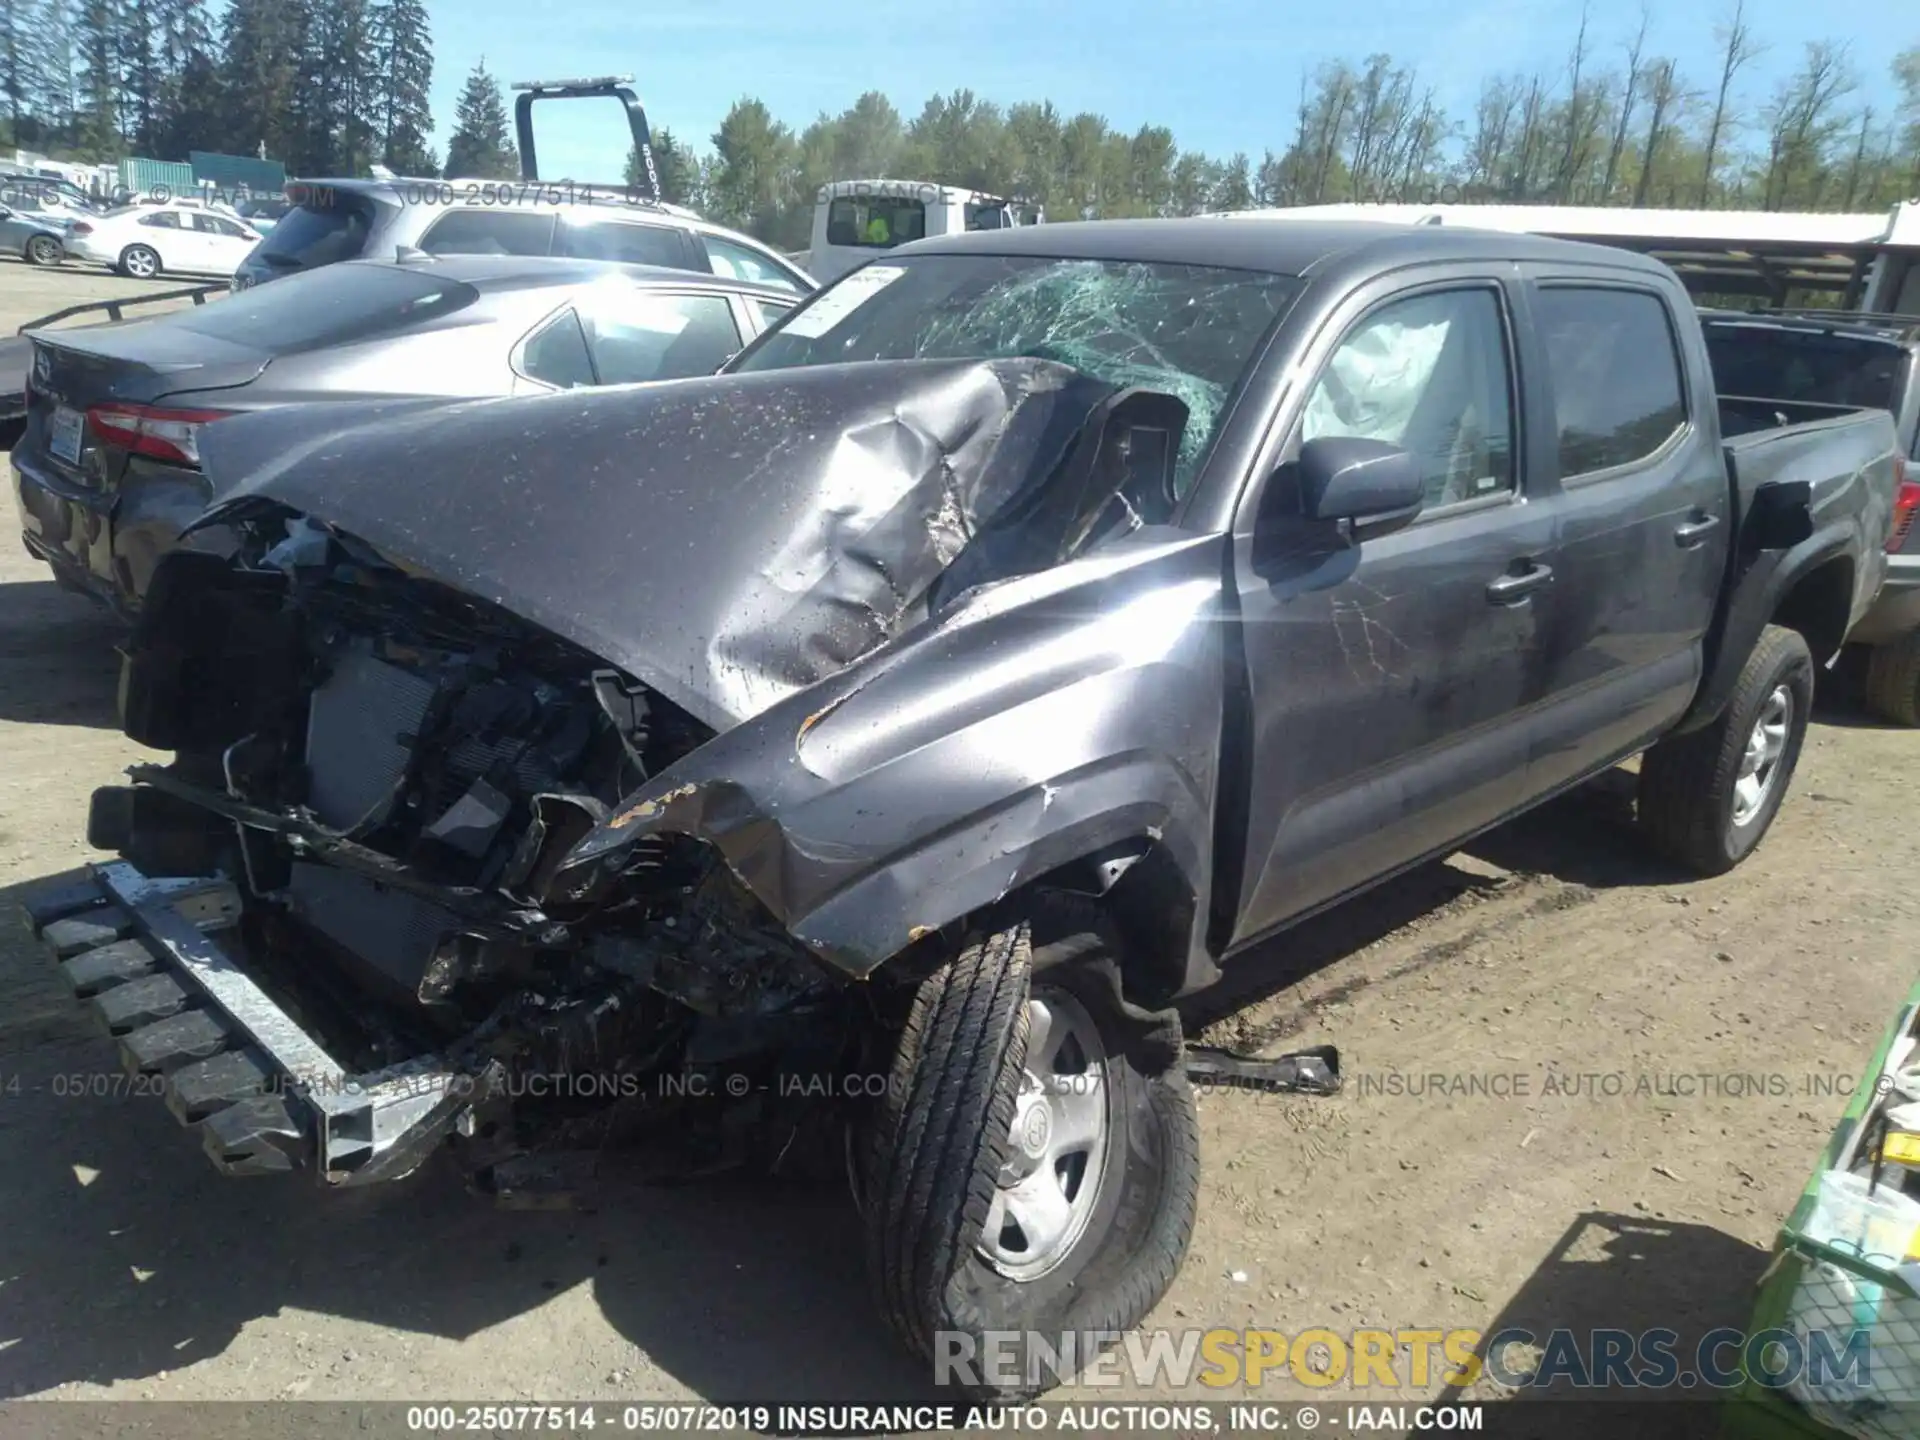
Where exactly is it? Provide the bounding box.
[257,190,379,268]
[1703,322,1910,413]
[162,263,481,354]
[1533,286,1689,478]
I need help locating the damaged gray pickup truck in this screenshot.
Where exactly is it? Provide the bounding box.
[25,218,1900,1396]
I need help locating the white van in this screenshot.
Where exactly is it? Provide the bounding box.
[798,179,1042,284]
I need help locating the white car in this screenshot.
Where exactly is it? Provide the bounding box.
[63,201,262,280]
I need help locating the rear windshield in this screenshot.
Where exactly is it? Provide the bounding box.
[165,263,479,353]
[255,195,377,269]
[1705,322,1911,411]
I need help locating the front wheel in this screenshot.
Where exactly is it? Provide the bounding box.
[25,234,63,267]
[862,914,1199,1401]
[118,244,160,279]
[1637,623,1814,875]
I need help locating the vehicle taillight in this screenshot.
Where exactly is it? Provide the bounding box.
[84,403,236,467]
[1892,459,1920,554]
[68,221,92,236]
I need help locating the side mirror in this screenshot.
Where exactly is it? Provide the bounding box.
[1298,436,1424,538]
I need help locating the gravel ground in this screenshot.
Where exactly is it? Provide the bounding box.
[0,259,1913,1432]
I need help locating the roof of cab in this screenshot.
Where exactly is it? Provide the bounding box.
[894,215,1677,281]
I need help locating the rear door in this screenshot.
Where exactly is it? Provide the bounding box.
[1226,267,1556,947]
[1518,271,1730,793]
[189,211,257,274]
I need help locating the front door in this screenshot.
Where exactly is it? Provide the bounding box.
[1225,275,1556,948]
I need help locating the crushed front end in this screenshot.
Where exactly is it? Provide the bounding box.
[29,524,866,1190]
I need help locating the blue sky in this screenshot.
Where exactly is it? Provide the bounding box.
[421,0,1899,182]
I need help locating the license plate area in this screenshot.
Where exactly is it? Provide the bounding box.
[49,405,84,466]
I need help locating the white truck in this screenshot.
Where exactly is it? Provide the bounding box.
[792,178,1042,283]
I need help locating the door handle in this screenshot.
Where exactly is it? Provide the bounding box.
[1674,512,1721,548]
[1486,561,1553,605]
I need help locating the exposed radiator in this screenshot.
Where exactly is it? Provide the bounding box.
[303,649,437,831]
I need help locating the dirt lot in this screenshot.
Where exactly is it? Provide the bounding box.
[0,260,1914,1424]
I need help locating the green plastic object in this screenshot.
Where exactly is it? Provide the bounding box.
[1725,976,1920,1440]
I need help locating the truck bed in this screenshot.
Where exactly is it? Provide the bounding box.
[1718,397,1899,637]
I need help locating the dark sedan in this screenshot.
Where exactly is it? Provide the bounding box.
[12,253,799,615]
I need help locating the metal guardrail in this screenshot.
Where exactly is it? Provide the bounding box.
[19,280,224,335]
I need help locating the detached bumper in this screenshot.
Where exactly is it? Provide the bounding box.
[20,861,480,1183]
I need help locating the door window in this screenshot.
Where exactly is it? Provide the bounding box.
[1535,287,1688,478]
[518,308,597,389]
[581,291,744,384]
[704,234,807,293]
[419,210,556,256]
[752,297,795,330]
[139,211,181,229]
[1303,287,1517,508]
[555,217,687,267]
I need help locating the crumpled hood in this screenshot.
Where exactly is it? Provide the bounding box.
[194,357,1130,733]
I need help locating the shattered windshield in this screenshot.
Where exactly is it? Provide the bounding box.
[731,254,1300,497]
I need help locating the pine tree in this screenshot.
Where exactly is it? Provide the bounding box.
[296,0,377,174]
[219,0,306,167]
[369,0,435,174]
[73,0,125,159]
[443,60,517,179]
[154,0,221,158]
[626,125,700,205]
[26,0,75,147]
[121,0,162,151]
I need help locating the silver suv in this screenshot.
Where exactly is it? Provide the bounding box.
[232,179,815,296]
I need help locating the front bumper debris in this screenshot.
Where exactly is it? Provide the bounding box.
[20,860,479,1182]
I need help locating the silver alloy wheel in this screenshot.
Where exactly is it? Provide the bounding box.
[123,246,159,278]
[977,990,1110,1282]
[1731,683,1792,827]
[26,235,61,266]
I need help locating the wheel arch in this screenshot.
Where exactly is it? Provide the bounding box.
[1676,529,1856,734]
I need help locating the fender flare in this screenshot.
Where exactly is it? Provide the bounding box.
[1675,522,1854,735]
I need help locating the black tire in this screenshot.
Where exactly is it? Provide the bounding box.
[118,244,160,279]
[862,911,1199,1401]
[24,234,63,267]
[1638,623,1814,876]
[1864,632,1920,727]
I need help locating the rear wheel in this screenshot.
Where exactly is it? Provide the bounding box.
[1864,631,1920,727]
[118,245,160,279]
[25,234,63,267]
[862,912,1199,1401]
[1637,623,1813,875]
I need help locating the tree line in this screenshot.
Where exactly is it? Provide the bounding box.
[2,1,1915,255]
[678,6,1919,249]
[0,0,435,176]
